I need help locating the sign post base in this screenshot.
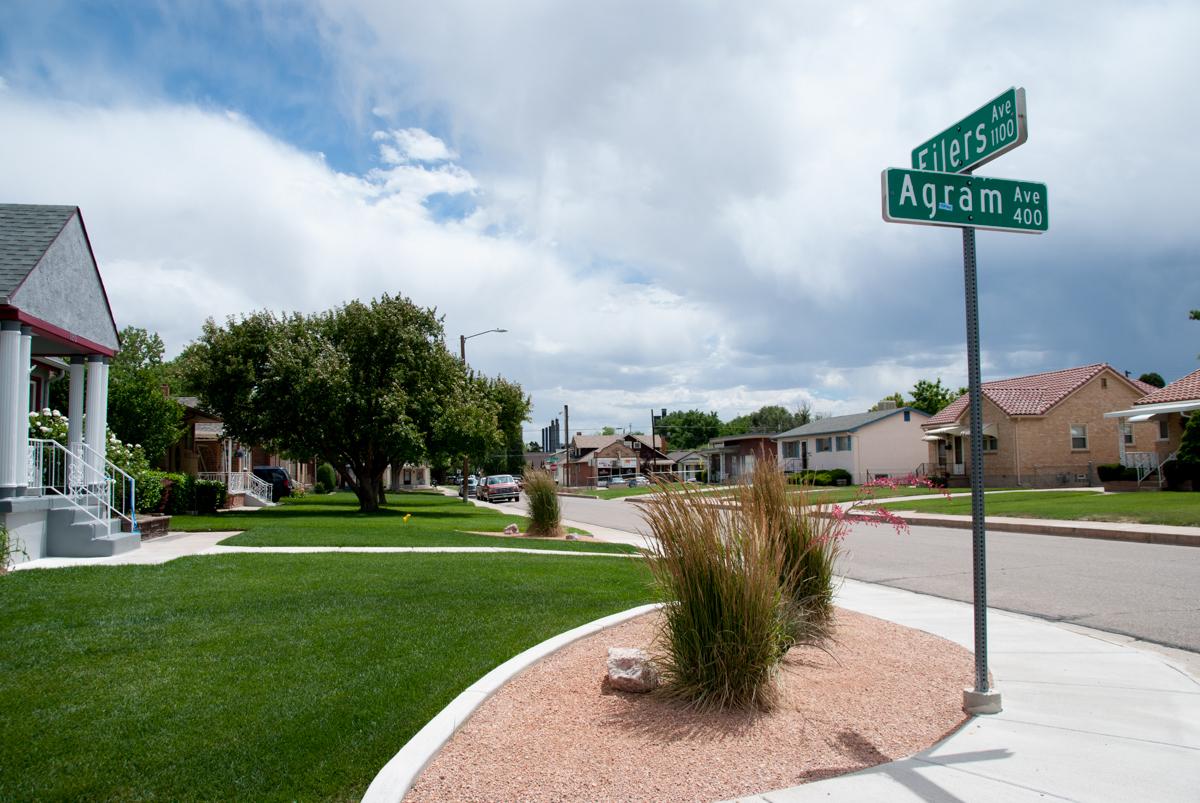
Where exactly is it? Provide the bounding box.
[963,687,1003,715]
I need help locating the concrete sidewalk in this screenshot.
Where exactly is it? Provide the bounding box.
[733,578,1200,802]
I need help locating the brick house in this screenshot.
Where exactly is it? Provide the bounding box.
[562,433,668,486]
[922,364,1158,487]
[1104,367,1200,475]
[699,433,777,483]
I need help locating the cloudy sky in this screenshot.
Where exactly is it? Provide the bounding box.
[2,1,1197,442]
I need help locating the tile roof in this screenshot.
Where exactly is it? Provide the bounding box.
[1134,367,1200,405]
[925,363,1141,425]
[775,407,926,439]
[0,204,78,298]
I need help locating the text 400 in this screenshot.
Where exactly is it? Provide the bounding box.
[1013,207,1043,226]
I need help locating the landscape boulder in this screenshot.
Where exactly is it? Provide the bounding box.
[603,647,659,693]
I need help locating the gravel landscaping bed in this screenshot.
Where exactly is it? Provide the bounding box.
[405,607,973,802]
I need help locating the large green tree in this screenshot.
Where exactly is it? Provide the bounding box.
[106,326,185,463]
[720,404,813,437]
[1138,372,1166,389]
[479,376,532,475]
[908,378,960,415]
[655,409,722,450]
[186,295,510,512]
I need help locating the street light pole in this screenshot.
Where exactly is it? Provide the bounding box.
[459,327,507,502]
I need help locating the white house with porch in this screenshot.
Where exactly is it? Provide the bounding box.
[0,204,139,563]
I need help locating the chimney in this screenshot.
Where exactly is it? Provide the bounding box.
[877,399,898,410]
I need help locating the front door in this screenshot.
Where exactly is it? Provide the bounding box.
[952,436,965,475]
[801,441,808,470]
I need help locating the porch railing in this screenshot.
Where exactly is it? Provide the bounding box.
[198,471,273,505]
[27,439,138,534]
[1122,451,1160,484]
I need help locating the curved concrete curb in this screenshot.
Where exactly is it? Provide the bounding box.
[361,602,663,803]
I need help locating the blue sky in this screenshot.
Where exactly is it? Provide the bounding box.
[1,1,1198,440]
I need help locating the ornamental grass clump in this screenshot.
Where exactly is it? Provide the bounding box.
[737,459,846,638]
[643,480,795,711]
[523,468,562,537]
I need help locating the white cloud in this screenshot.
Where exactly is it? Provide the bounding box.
[4,1,1200,437]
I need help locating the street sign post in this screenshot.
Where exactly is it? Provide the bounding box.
[882,168,1047,233]
[912,87,1027,174]
[883,87,1048,717]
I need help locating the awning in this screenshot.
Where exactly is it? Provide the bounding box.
[924,425,962,436]
[1104,399,1200,419]
[921,435,944,442]
[961,423,998,437]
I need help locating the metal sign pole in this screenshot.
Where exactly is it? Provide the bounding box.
[962,225,1002,714]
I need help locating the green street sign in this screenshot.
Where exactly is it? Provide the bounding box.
[912,87,1027,174]
[881,168,1048,234]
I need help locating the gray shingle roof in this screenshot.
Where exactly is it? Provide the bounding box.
[0,204,78,298]
[774,407,926,439]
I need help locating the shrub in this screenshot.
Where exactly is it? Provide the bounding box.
[317,462,337,491]
[193,480,226,514]
[828,468,852,484]
[1098,463,1138,482]
[159,473,194,515]
[522,469,561,536]
[135,469,166,514]
[643,477,792,711]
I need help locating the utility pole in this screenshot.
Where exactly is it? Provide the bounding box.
[458,328,507,502]
[562,405,569,486]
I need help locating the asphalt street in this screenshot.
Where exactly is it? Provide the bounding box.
[514,494,1200,656]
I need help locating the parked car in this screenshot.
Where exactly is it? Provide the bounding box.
[607,475,629,488]
[627,474,650,487]
[478,474,520,503]
[461,475,479,496]
[252,465,293,502]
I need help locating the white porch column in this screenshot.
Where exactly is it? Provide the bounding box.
[0,321,22,497]
[1117,418,1128,465]
[17,326,32,494]
[84,354,106,484]
[67,356,86,485]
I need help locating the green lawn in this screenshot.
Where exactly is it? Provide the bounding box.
[0,553,654,800]
[877,489,1200,527]
[171,491,636,554]
[795,485,950,504]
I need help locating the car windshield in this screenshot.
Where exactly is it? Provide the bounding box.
[490,475,514,484]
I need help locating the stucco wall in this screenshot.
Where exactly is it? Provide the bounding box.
[855,410,934,481]
[10,216,120,352]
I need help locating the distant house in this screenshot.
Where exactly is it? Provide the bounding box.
[1104,367,1200,479]
[667,450,705,481]
[699,433,777,483]
[922,363,1157,487]
[773,405,931,483]
[562,433,668,486]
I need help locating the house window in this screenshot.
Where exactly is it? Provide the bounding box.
[903,410,911,422]
[633,441,641,450]
[816,437,832,453]
[1158,419,1169,440]
[835,435,852,451]
[1121,424,1134,445]
[982,435,999,452]
[1101,377,1108,389]
[782,441,800,459]
[1070,424,1088,450]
